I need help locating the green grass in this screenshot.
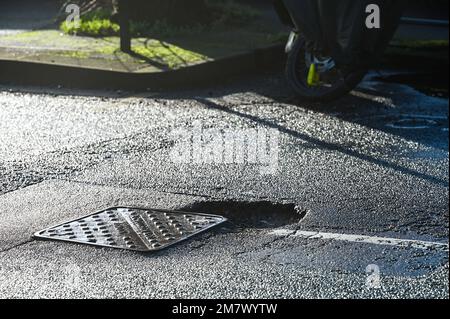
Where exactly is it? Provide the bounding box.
[133,43,207,68]
[98,41,208,68]
[3,1,283,71]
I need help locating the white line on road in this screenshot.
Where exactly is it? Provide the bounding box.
[270,229,449,252]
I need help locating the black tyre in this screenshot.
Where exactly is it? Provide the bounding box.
[286,36,367,102]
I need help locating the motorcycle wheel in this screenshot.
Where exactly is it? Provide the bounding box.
[286,36,367,102]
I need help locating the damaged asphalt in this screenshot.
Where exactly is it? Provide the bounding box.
[0,71,448,298]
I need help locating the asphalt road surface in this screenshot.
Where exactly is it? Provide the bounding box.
[0,71,448,298]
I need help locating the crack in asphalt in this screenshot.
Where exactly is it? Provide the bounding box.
[54,178,223,200]
[0,126,177,196]
[233,223,306,260]
[0,239,34,254]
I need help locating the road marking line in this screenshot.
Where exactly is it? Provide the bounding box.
[270,229,449,252]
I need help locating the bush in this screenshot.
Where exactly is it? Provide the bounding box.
[60,0,260,37]
[60,9,119,36]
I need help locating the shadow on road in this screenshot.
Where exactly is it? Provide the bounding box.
[193,96,448,188]
[1,67,447,188]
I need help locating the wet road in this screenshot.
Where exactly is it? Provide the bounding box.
[0,71,448,298]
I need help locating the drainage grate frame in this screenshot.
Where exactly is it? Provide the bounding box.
[34,207,227,252]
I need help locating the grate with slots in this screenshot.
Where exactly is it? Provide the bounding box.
[34,207,226,252]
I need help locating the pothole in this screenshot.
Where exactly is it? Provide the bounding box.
[180,201,306,229]
[34,202,306,252]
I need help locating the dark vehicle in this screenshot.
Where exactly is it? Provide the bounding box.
[274,0,405,101]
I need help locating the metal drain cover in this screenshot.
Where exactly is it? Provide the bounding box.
[34,207,227,252]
